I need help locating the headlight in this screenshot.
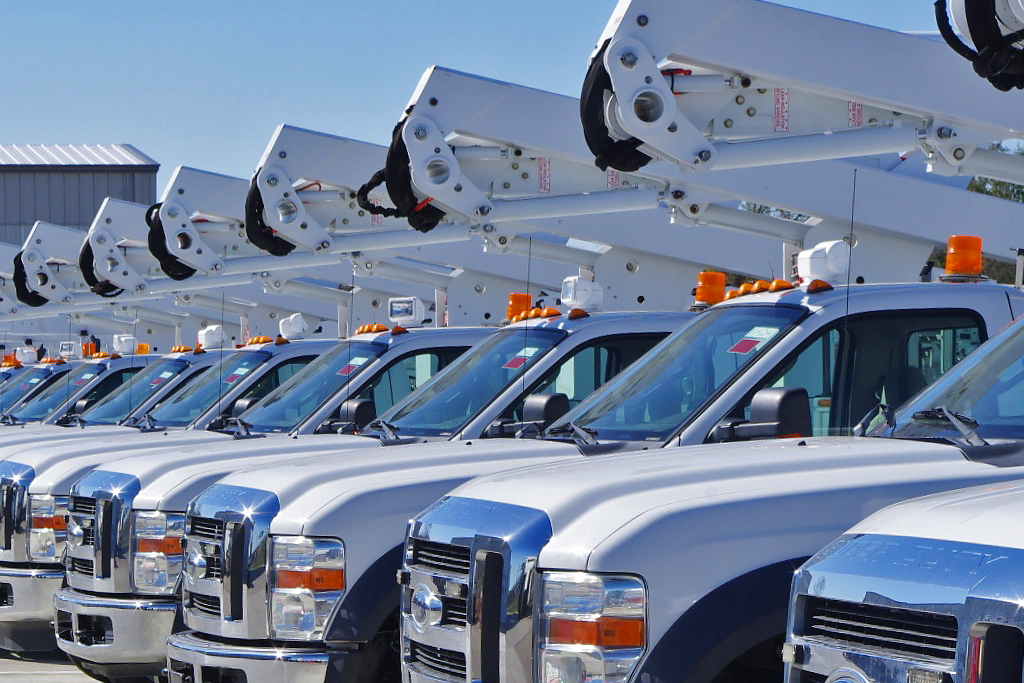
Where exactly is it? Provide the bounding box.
[537,572,646,683]
[131,510,185,594]
[28,494,68,562]
[269,535,345,641]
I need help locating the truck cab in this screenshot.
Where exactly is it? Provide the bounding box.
[162,278,1022,683]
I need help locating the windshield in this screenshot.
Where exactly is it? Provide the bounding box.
[0,367,55,413]
[11,363,106,422]
[886,318,1024,441]
[239,341,386,432]
[373,327,565,437]
[80,359,189,425]
[146,351,269,428]
[548,305,807,442]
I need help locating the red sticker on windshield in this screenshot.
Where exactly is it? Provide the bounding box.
[73,379,88,386]
[17,383,27,390]
[224,374,240,383]
[728,338,761,355]
[503,356,528,370]
[338,364,358,376]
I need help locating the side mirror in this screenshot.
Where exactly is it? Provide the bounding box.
[522,393,570,430]
[712,388,812,442]
[335,398,376,434]
[73,398,95,414]
[231,396,259,418]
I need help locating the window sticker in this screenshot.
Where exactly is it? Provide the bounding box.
[728,327,780,355]
[503,347,540,370]
[224,366,252,383]
[151,371,175,386]
[74,372,97,386]
[338,356,370,376]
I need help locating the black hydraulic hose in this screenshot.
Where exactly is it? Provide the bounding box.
[12,252,49,307]
[145,203,197,281]
[579,40,652,173]
[936,0,1024,90]
[78,241,125,298]
[244,170,296,256]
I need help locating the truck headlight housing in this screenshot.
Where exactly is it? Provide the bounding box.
[269,535,345,641]
[131,510,185,594]
[27,494,68,562]
[537,572,647,683]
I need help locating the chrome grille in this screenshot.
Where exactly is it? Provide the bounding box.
[410,539,471,575]
[70,557,94,576]
[803,597,958,661]
[410,641,467,681]
[205,555,223,580]
[188,516,224,542]
[441,596,468,627]
[187,591,220,617]
[70,496,96,515]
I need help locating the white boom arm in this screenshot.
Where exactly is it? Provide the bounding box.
[588,0,1024,185]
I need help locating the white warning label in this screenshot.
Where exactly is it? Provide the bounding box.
[607,168,620,190]
[848,101,863,128]
[538,157,551,194]
[774,88,790,133]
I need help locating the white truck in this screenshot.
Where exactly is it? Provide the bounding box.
[51,308,686,681]
[784,311,1024,683]
[152,270,1021,683]
[398,294,1024,683]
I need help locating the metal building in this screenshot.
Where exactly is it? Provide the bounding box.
[0,144,158,245]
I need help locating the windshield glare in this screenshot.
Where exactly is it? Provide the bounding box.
[239,341,385,432]
[81,359,189,425]
[548,305,807,443]
[147,351,269,428]
[887,319,1024,441]
[376,328,565,437]
[11,363,106,422]
[0,367,55,413]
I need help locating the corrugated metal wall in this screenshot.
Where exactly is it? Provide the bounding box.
[0,169,157,245]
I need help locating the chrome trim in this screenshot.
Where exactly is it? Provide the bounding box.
[66,470,141,593]
[402,496,552,683]
[0,564,64,622]
[787,533,1024,683]
[181,484,279,640]
[166,630,330,683]
[53,587,177,666]
[0,462,35,563]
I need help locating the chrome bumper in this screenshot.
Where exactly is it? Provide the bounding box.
[53,587,177,667]
[0,563,64,622]
[167,630,331,683]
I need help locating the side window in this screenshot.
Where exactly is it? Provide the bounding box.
[354,348,462,414]
[505,334,666,424]
[731,311,983,437]
[83,368,142,403]
[241,355,316,402]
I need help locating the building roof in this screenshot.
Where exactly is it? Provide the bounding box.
[0,144,158,168]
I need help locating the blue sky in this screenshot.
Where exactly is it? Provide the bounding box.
[0,2,938,189]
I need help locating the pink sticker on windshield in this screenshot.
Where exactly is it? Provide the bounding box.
[503,356,528,370]
[339,364,358,376]
[728,338,761,355]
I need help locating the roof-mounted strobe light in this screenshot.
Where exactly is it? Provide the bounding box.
[561,276,604,312]
[797,240,852,285]
[506,292,532,323]
[693,271,726,309]
[388,297,426,327]
[197,325,226,350]
[941,235,987,282]
[279,313,307,340]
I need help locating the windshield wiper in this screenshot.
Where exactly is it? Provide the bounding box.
[366,418,400,440]
[911,406,988,447]
[547,421,598,445]
[127,412,162,433]
[225,417,264,440]
[55,412,86,428]
[0,414,22,426]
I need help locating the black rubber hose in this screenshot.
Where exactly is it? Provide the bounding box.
[381,116,447,233]
[244,170,296,256]
[579,40,652,172]
[145,203,197,281]
[78,241,125,298]
[12,252,50,307]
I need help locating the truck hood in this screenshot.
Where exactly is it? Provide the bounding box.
[17,430,235,494]
[203,439,582,591]
[444,437,982,570]
[96,433,380,511]
[0,424,136,457]
[847,478,1024,551]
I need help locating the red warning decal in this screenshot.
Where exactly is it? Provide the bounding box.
[848,101,863,128]
[503,356,529,370]
[728,338,761,355]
